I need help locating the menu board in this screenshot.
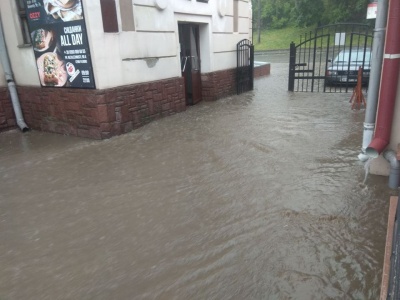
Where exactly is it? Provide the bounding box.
[25,0,95,89]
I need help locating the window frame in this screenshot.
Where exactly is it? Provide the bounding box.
[15,0,31,46]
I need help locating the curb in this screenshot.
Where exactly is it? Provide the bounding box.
[255,49,290,55]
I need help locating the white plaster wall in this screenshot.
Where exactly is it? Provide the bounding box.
[84,0,251,89]
[173,0,214,16]
[370,155,390,176]
[0,0,251,89]
[84,1,180,89]
[370,73,400,177]
[388,75,400,151]
[212,32,248,70]
[0,0,40,87]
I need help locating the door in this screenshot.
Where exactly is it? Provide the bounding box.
[179,23,202,105]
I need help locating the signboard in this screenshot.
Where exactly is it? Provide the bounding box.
[25,0,95,89]
[335,33,346,46]
[367,2,378,19]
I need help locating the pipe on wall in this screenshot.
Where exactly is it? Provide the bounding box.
[358,0,389,162]
[383,150,400,189]
[366,0,400,158]
[0,15,29,132]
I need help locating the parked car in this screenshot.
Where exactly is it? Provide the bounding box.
[325,48,371,85]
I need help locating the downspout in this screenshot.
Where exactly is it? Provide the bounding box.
[358,0,388,161]
[0,15,29,132]
[383,150,400,189]
[365,0,400,158]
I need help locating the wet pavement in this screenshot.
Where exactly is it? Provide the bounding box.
[0,55,395,299]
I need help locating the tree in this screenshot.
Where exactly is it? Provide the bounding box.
[294,0,324,27]
[251,0,370,32]
[261,0,296,29]
[322,0,370,24]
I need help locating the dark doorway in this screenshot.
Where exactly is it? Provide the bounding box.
[178,23,202,105]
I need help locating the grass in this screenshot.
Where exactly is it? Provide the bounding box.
[253,26,315,51]
[253,25,373,52]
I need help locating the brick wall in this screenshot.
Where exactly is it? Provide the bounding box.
[17,77,186,139]
[254,63,271,78]
[0,87,16,132]
[201,69,237,102]
[201,65,270,102]
[1,66,268,139]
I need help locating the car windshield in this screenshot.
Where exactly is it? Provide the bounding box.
[333,50,371,64]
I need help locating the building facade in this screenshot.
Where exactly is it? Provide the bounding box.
[0,0,253,139]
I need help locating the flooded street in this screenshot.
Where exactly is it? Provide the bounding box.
[0,56,394,299]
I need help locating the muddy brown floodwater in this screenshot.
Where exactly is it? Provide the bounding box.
[0,60,395,300]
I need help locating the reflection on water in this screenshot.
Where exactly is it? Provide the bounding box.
[0,62,394,300]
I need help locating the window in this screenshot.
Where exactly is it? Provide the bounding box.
[100,0,119,33]
[16,0,31,45]
[196,0,209,2]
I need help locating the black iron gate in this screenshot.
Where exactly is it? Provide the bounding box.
[288,23,373,93]
[237,39,254,95]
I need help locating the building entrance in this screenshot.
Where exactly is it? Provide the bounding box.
[178,23,202,105]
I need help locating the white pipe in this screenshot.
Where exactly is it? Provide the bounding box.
[359,0,388,161]
[383,150,400,189]
[359,123,375,161]
[0,15,29,132]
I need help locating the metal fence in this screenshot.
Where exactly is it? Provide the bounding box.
[237,39,254,95]
[288,23,373,93]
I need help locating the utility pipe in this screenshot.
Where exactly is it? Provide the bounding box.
[366,0,400,158]
[383,150,400,189]
[0,15,29,132]
[359,0,388,161]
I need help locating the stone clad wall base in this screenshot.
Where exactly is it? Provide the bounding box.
[201,65,270,102]
[17,77,186,139]
[254,63,270,78]
[201,69,237,102]
[0,67,268,139]
[0,88,17,132]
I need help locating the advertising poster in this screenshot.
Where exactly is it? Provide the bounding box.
[25,0,95,89]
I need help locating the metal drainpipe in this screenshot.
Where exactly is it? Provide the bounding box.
[366,0,400,158]
[358,0,389,162]
[383,150,400,189]
[0,15,29,132]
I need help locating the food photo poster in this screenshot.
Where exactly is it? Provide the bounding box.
[25,0,95,88]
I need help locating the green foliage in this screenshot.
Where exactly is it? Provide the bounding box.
[252,0,370,30]
[260,0,296,29]
[253,26,315,51]
[294,0,325,27]
[322,0,370,24]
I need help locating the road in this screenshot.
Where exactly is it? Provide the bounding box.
[0,59,393,299]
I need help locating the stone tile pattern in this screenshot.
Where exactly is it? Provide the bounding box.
[201,69,236,102]
[1,66,269,139]
[16,77,186,139]
[0,88,17,131]
[254,64,270,78]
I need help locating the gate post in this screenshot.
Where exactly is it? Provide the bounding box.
[288,42,296,91]
[250,44,254,90]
